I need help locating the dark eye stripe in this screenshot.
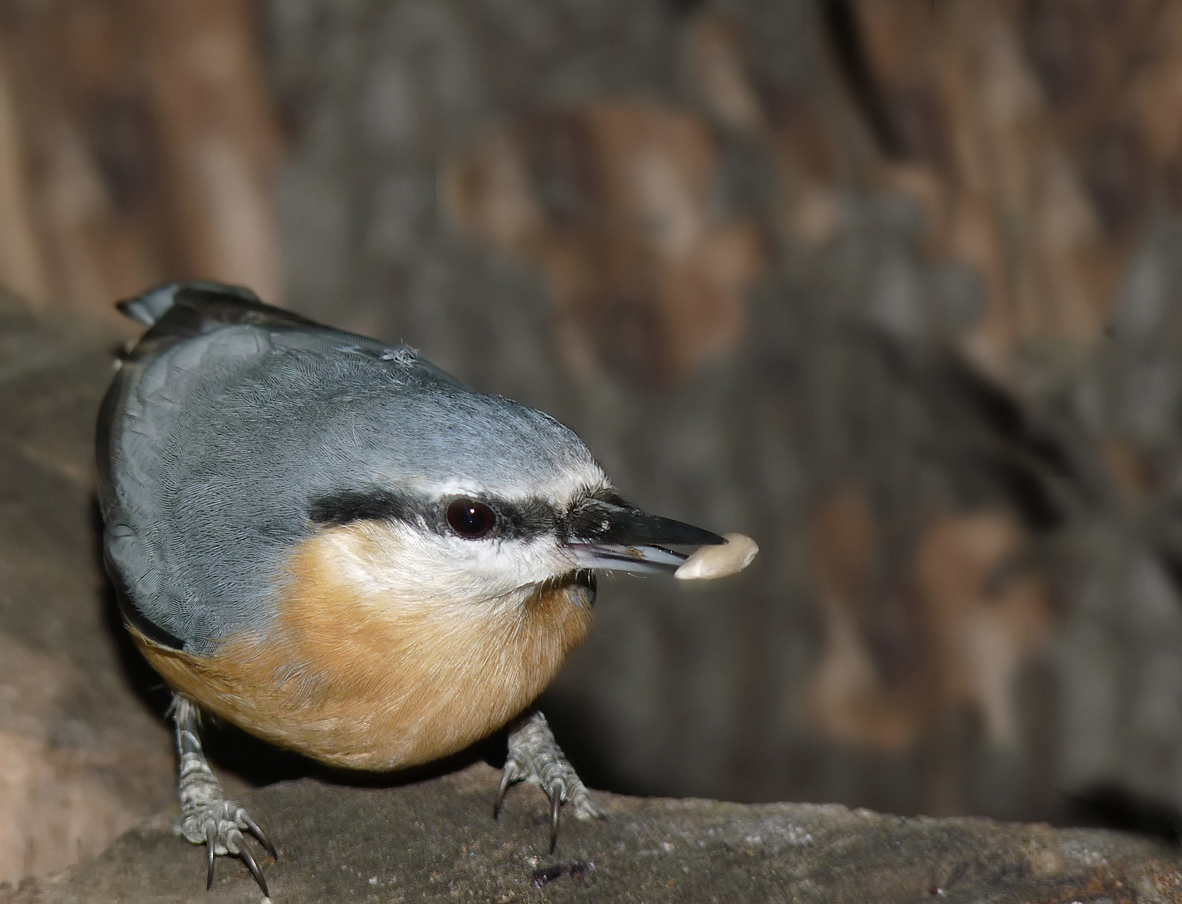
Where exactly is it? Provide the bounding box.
[308,488,561,540]
[307,489,418,526]
[498,498,557,538]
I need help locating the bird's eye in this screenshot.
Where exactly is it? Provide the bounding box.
[446,499,496,539]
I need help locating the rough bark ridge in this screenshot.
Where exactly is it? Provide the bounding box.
[4,764,1181,904]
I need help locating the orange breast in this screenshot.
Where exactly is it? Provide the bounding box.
[130,526,594,770]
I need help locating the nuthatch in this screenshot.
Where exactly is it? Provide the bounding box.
[96,281,756,894]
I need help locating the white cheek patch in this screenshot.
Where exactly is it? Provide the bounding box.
[330,521,571,610]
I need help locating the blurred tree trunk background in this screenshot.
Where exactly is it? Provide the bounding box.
[5,0,1182,859]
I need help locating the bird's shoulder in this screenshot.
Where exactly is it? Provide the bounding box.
[118,281,447,382]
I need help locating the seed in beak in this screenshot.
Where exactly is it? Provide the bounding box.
[674,533,759,581]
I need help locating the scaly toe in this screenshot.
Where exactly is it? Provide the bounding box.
[499,711,601,851]
[184,800,273,894]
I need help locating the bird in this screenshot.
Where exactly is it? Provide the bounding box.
[96,280,754,895]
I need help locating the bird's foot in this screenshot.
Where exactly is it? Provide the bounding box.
[178,794,276,894]
[496,711,602,852]
[172,698,276,895]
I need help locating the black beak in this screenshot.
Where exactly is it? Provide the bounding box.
[563,498,725,575]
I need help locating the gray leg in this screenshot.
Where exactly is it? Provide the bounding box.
[172,697,276,894]
[496,711,602,852]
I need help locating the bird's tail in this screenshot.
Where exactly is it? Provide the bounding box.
[116,280,265,327]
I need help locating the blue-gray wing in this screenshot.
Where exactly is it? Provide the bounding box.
[96,282,461,653]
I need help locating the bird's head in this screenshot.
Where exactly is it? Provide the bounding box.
[303,390,726,614]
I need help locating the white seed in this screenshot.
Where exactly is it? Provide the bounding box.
[675,533,758,580]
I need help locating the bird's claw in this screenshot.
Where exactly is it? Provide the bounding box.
[182,799,275,896]
[550,793,562,853]
[497,711,602,852]
[205,825,216,890]
[239,840,267,895]
[494,759,519,819]
[242,811,279,860]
